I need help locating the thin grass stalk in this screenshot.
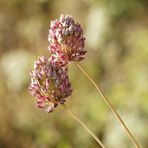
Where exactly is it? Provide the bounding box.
[76,63,141,148]
[62,104,106,148]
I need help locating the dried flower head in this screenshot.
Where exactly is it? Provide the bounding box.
[28,56,72,113]
[48,14,86,64]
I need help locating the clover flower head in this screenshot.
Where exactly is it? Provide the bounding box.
[28,56,72,113]
[48,14,86,64]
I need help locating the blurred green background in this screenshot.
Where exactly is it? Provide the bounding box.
[0,0,148,147]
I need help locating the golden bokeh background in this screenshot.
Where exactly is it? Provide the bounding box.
[0,0,148,147]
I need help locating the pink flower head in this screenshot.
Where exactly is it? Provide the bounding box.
[28,56,72,113]
[48,14,86,65]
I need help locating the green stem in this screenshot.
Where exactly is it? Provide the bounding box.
[76,63,141,148]
[62,104,106,148]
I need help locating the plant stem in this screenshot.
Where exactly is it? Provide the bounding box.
[76,63,141,148]
[62,104,106,148]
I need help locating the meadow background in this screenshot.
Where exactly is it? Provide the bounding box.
[0,0,148,147]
